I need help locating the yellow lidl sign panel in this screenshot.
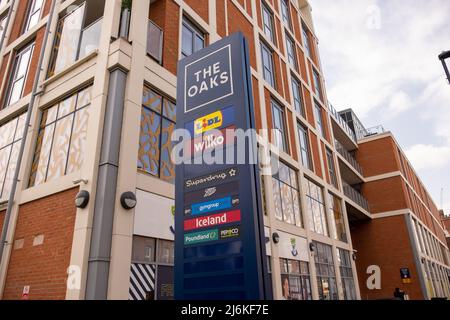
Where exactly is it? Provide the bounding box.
[194,111,223,135]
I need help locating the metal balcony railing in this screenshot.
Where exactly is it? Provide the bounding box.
[327,102,357,143]
[147,19,163,64]
[335,139,363,176]
[363,125,386,138]
[343,182,370,212]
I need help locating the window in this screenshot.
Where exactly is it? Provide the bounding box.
[48,0,105,77]
[261,41,275,87]
[326,148,337,188]
[337,249,357,300]
[262,2,274,43]
[147,20,163,63]
[291,77,304,116]
[329,194,347,243]
[280,259,312,300]
[271,100,287,152]
[0,114,26,200]
[285,35,297,70]
[4,42,34,108]
[29,86,92,187]
[138,87,176,184]
[313,69,322,99]
[23,0,44,33]
[131,236,175,300]
[306,179,329,236]
[297,124,312,170]
[272,161,302,227]
[281,0,291,29]
[314,103,324,137]
[314,241,338,300]
[0,15,6,41]
[302,25,311,58]
[181,17,205,58]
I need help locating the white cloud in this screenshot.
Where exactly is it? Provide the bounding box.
[385,91,412,119]
[405,144,450,170]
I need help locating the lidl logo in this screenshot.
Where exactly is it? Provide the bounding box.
[184,229,219,245]
[194,111,223,135]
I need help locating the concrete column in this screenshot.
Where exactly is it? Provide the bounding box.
[107,0,150,300]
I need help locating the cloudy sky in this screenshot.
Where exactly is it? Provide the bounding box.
[309,0,450,214]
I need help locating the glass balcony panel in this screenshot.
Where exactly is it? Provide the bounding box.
[78,18,102,59]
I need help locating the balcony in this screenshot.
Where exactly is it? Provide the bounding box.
[147,19,163,64]
[343,182,370,213]
[335,139,363,176]
[328,102,357,143]
[362,125,386,138]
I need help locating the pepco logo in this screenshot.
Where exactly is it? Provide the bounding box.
[194,111,223,135]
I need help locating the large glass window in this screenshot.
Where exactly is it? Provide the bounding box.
[181,17,205,58]
[314,103,324,137]
[314,241,338,300]
[29,86,92,187]
[0,114,26,200]
[281,0,291,29]
[47,0,105,77]
[272,161,302,227]
[138,87,176,184]
[297,124,312,170]
[337,248,357,300]
[306,179,329,236]
[261,41,275,87]
[326,148,338,188]
[262,2,274,43]
[286,35,297,70]
[291,77,304,116]
[271,100,287,152]
[23,0,44,33]
[329,194,347,243]
[280,258,312,300]
[4,42,34,108]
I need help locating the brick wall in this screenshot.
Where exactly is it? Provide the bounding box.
[184,0,209,23]
[362,176,408,214]
[351,215,424,300]
[149,0,180,75]
[8,0,29,45]
[2,188,78,300]
[357,137,400,178]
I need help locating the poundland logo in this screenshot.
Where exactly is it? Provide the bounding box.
[184,229,219,245]
[184,45,233,113]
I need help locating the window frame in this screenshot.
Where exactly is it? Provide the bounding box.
[260,40,275,87]
[302,24,312,59]
[285,34,298,70]
[297,123,312,170]
[306,179,329,236]
[280,0,292,29]
[261,2,275,43]
[23,0,44,34]
[181,17,205,58]
[314,102,325,137]
[3,41,35,108]
[313,68,323,100]
[139,86,176,184]
[291,76,304,116]
[326,148,338,188]
[271,99,288,153]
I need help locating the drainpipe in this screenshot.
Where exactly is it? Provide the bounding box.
[85,67,128,300]
[0,0,17,54]
[0,0,58,268]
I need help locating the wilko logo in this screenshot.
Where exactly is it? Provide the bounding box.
[194,111,223,135]
[184,229,219,245]
[220,226,241,239]
[184,210,241,231]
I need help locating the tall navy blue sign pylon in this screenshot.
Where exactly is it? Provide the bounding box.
[175,32,269,300]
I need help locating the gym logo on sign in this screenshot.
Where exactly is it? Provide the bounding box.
[194,111,223,135]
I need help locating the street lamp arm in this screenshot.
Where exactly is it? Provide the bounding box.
[439,50,450,84]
